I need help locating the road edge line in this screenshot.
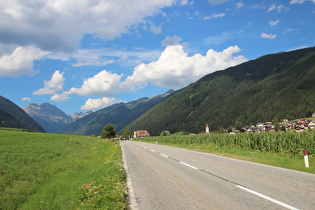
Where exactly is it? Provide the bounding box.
[121,141,138,210]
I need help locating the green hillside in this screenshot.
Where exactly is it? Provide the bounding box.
[62,90,174,135]
[124,47,315,135]
[0,96,45,132]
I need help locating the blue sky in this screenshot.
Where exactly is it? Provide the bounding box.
[0,0,314,115]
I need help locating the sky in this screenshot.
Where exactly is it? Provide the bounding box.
[0,0,314,115]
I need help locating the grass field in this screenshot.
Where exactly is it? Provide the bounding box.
[0,129,126,209]
[138,130,315,174]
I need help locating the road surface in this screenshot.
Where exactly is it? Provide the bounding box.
[121,141,315,210]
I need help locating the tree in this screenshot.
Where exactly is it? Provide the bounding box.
[121,129,131,140]
[273,117,280,132]
[160,131,171,136]
[101,124,116,139]
[234,121,243,131]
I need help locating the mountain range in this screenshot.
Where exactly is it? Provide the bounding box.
[0,96,45,132]
[2,47,315,135]
[22,103,91,133]
[61,90,174,135]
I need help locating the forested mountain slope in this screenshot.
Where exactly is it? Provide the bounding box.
[62,90,174,135]
[124,47,315,135]
[0,96,45,132]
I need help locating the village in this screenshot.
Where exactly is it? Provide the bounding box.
[132,113,315,138]
[232,118,315,134]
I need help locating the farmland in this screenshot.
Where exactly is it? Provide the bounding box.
[139,130,315,173]
[0,129,126,209]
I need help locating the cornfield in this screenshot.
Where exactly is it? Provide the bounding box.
[144,130,315,156]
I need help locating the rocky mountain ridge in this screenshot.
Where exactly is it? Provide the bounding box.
[23,102,91,133]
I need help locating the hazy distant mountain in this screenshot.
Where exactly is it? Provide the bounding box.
[71,111,93,120]
[124,47,315,134]
[23,102,76,133]
[62,90,174,135]
[0,96,45,132]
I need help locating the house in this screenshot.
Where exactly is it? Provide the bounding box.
[295,126,304,132]
[256,123,264,128]
[312,113,315,118]
[134,130,150,138]
[308,121,315,129]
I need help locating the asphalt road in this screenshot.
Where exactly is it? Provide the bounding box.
[121,140,315,210]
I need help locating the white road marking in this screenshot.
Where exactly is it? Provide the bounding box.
[121,143,137,209]
[160,154,168,158]
[150,149,155,152]
[236,185,299,210]
[179,161,198,170]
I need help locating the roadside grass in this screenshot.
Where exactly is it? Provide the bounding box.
[169,144,315,174]
[0,130,126,209]
[136,131,315,174]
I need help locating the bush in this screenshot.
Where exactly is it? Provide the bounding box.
[160,131,171,136]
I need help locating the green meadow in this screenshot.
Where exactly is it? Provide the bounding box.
[0,129,126,209]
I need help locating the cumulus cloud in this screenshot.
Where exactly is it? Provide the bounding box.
[50,92,70,102]
[81,97,124,110]
[33,70,65,95]
[123,45,247,90]
[50,45,247,104]
[0,46,48,77]
[50,70,124,103]
[261,33,277,39]
[69,70,123,97]
[0,0,176,52]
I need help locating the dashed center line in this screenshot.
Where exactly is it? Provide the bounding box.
[179,161,198,170]
[160,154,168,158]
[135,142,300,210]
[236,185,299,210]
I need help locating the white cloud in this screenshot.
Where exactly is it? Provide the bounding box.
[33,70,65,95]
[69,70,123,97]
[123,45,247,90]
[203,31,242,45]
[0,46,48,77]
[73,59,115,67]
[149,22,162,34]
[204,13,225,20]
[261,33,277,39]
[290,0,315,4]
[50,70,123,102]
[269,20,280,27]
[47,48,161,68]
[161,36,183,46]
[21,97,31,101]
[50,92,70,102]
[0,0,176,52]
[208,0,231,4]
[81,97,123,110]
[267,4,288,13]
[236,2,245,8]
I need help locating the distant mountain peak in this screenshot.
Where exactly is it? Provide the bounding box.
[23,102,92,133]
